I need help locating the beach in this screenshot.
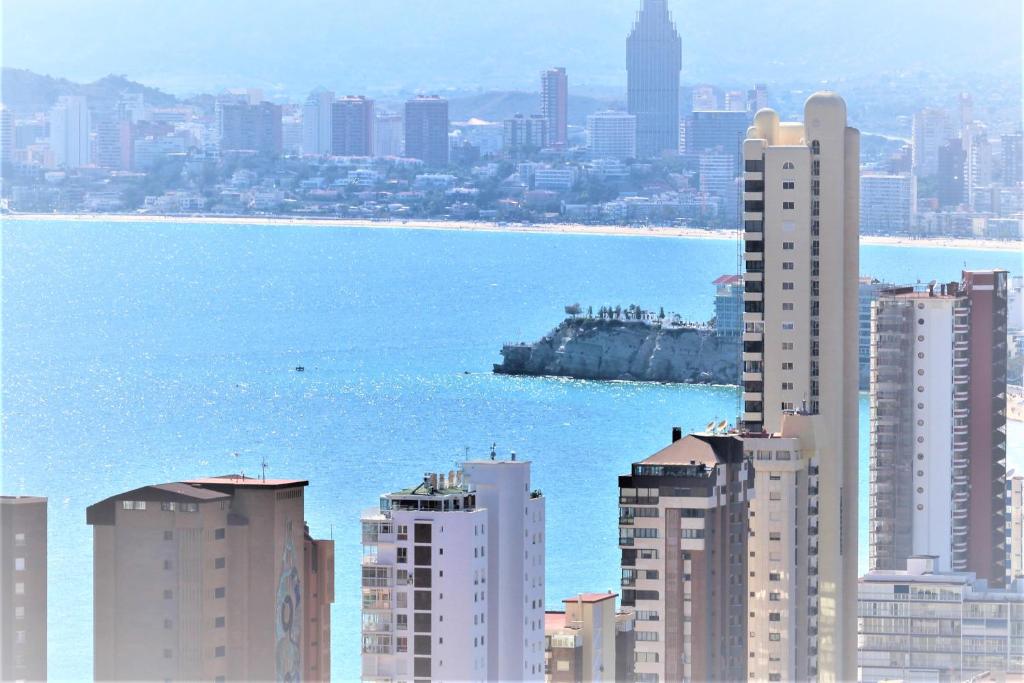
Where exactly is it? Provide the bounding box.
[3,212,1023,253]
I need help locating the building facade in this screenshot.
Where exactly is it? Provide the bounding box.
[331,96,375,157]
[374,111,404,158]
[587,111,637,160]
[1,496,47,683]
[741,93,860,680]
[49,95,91,168]
[540,68,568,149]
[858,556,1024,682]
[218,101,282,154]
[1009,473,1023,583]
[618,430,752,682]
[404,96,449,168]
[302,89,334,156]
[543,593,627,682]
[87,476,333,681]
[626,0,681,158]
[859,174,915,233]
[503,114,548,160]
[911,108,952,179]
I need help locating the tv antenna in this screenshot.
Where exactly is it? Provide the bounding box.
[260,457,268,482]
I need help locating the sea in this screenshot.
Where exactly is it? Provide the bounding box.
[2,218,1022,681]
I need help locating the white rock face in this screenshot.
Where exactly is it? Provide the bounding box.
[494,318,740,384]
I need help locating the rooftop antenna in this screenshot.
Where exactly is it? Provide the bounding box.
[490,442,497,461]
[511,450,517,461]
[260,456,268,482]
[232,452,241,481]
[464,446,470,461]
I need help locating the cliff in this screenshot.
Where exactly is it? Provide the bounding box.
[494,318,741,385]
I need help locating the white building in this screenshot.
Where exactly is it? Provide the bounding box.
[858,556,1024,682]
[360,456,544,682]
[741,93,860,680]
[1009,473,1023,583]
[48,95,90,168]
[587,111,637,161]
[911,108,952,178]
[860,174,915,233]
[533,168,577,192]
[302,89,334,156]
[374,111,403,158]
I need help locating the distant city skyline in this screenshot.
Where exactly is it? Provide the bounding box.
[2,0,1020,98]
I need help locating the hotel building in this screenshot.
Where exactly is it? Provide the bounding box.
[1,496,47,682]
[540,68,568,149]
[741,92,860,680]
[87,475,334,681]
[626,0,682,158]
[361,457,544,682]
[868,271,1008,584]
[404,96,449,168]
[858,555,1024,681]
[331,96,375,157]
[587,111,637,161]
[617,429,752,682]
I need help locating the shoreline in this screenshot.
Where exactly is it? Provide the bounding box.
[3,212,1022,253]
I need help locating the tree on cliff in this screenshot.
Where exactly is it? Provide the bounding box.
[565,303,582,318]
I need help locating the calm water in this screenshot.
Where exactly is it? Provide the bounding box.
[2,219,1021,681]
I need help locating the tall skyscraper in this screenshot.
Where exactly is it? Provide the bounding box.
[741,93,860,680]
[330,96,375,157]
[302,89,334,156]
[540,68,568,149]
[1001,132,1023,186]
[936,137,965,207]
[502,113,548,160]
[360,457,544,682]
[87,476,334,681]
[374,111,404,158]
[618,429,752,682]
[681,110,750,175]
[586,111,637,160]
[49,95,91,168]
[1,496,47,683]
[1,105,14,165]
[404,96,449,168]
[911,108,952,179]
[747,84,769,114]
[626,0,682,158]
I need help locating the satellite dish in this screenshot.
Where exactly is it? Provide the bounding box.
[706,421,715,432]
[717,420,728,432]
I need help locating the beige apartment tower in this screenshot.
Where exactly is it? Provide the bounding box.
[741,93,860,681]
[87,475,334,682]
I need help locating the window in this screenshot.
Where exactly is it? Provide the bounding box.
[783,162,795,170]
[215,557,226,569]
[15,583,24,595]
[164,530,173,541]
[163,559,172,570]
[215,616,225,628]
[782,322,794,331]
[782,261,794,270]
[556,660,571,672]
[397,614,408,630]
[782,342,794,350]
[781,402,794,411]
[769,592,780,601]
[13,533,25,546]
[397,547,408,564]
[14,558,25,571]
[769,633,781,641]
[214,528,226,540]
[397,525,408,540]
[396,637,408,653]
[214,587,226,599]
[769,572,781,581]
[635,631,659,642]
[14,606,24,619]
[781,382,793,391]
[163,648,172,659]
[769,532,782,541]
[782,241,794,250]
[782,202,795,210]
[161,502,176,512]
[782,181,795,190]
[181,503,198,512]
[782,303,794,311]
[782,282,794,290]
[163,589,173,599]
[215,646,226,658]
[122,500,146,510]
[769,612,781,621]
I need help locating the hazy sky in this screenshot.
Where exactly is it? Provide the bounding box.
[2,0,1021,97]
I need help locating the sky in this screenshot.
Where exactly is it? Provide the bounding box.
[2,0,1021,98]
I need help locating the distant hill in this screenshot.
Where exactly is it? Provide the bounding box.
[447,91,622,126]
[1,68,178,114]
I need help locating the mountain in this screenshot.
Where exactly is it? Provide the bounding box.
[1,68,178,114]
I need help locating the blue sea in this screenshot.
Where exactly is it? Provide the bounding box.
[2,219,1022,681]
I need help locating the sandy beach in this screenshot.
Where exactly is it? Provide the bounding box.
[3,212,1023,253]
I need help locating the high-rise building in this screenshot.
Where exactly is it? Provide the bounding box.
[964,122,993,209]
[859,174,915,233]
[858,278,894,391]
[699,152,740,226]
[218,100,282,154]
[361,457,544,682]
[741,93,860,680]
[543,593,633,682]
[87,476,334,681]
[1,105,14,165]
[618,429,752,682]
[49,95,91,168]
[911,108,952,179]
[302,89,334,156]
[540,68,568,149]
[404,96,449,168]
[92,109,128,170]
[503,114,548,160]
[868,271,1008,585]
[374,111,403,158]
[1,496,47,682]
[713,274,744,339]
[1001,132,1023,186]
[747,84,769,114]
[858,556,1024,682]
[586,111,636,160]
[626,0,682,158]
[690,85,719,112]
[936,137,965,207]
[331,96,375,157]
[723,91,747,112]
[1009,473,1023,582]
[681,110,750,175]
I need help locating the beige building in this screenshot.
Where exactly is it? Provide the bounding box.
[618,429,753,682]
[87,475,334,682]
[741,92,860,681]
[1010,473,1023,583]
[1,496,47,682]
[543,592,632,682]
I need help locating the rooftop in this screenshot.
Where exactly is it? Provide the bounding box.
[640,433,742,467]
[563,592,617,604]
[184,475,308,490]
[0,495,47,505]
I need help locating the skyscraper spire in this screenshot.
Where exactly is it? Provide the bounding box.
[626,0,682,158]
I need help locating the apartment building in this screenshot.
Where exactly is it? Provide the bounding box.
[331,96,375,157]
[87,475,333,681]
[741,92,860,680]
[543,592,633,682]
[618,428,752,682]
[1,496,47,682]
[404,96,449,168]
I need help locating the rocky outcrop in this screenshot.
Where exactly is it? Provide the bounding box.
[494,318,741,385]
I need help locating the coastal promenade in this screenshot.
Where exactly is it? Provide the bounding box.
[4,212,1023,253]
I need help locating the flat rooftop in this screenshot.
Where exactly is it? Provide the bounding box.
[184,475,308,490]
[0,495,48,504]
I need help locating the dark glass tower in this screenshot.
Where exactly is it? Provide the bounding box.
[627,0,682,158]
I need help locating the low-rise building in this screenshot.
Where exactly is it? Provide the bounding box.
[1,496,47,682]
[543,593,633,682]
